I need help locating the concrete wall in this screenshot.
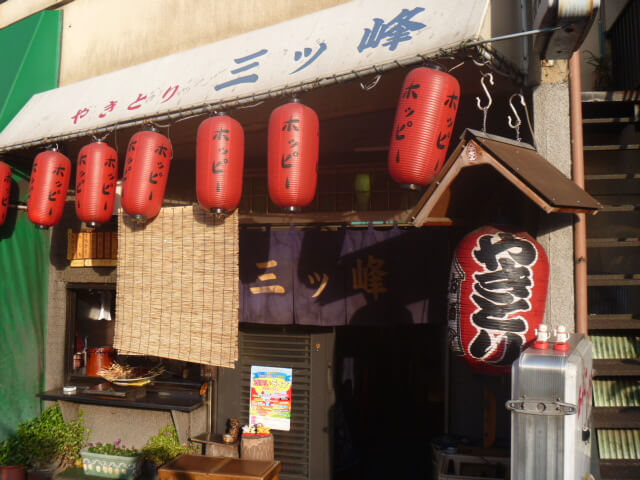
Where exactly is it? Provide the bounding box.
[45,202,117,390]
[533,61,575,332]
[53,0,527,87]
[0,0,66,29]
[479,0,527,73]
[58,0,348,86]
[58,401,207,448]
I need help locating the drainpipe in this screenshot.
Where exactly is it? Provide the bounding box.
[569,51,588,335]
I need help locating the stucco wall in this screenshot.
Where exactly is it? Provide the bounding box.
[478,0,526,73]
[58,0,349,86]
[533,62,575,332]
[57,0,531,87]
[0,0,66,29]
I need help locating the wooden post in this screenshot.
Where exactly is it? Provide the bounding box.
[241,435,274,461]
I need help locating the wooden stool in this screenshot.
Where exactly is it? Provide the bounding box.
[240,435,274,461]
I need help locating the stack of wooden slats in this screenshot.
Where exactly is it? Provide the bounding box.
[67,229,118,267]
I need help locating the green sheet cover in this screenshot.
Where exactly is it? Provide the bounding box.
[0,168,50,440]
[0,9,60,438]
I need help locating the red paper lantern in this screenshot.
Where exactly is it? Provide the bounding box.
[196,113,244,213]
[121,128,173,223]
[447,226,550,375]
[388,65,460,189]
[0,161,12,226]
[27,149,71,229]
[75,141,119,226]
[268,99,319,212]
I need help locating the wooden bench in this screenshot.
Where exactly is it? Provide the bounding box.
[158,454,281,480]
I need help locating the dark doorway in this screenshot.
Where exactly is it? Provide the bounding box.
[333,324,445,480]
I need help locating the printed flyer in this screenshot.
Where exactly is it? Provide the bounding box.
[249,365,293,431]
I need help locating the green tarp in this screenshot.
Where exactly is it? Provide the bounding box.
[0,10,60,439]
[0,170,50,440]
[0,10,61,131]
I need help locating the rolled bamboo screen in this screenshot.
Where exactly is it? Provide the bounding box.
[114,206,239,367]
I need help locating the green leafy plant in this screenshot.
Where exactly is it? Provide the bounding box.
[584,50,613,91]
[87,440,138,457]
[140,425,196,466]
[0,404,89,470]
[0,436,29,467]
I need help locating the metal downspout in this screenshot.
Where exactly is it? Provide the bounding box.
[569,51,588,335]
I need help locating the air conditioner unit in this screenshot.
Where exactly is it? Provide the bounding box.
[531,0,600,59]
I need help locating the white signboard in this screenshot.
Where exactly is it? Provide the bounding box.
[0,0,489,151]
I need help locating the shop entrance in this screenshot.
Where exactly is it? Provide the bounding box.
[217,324,445,480]
[333,325,445,480]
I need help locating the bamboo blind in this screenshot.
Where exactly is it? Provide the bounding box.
[114,206,238,367]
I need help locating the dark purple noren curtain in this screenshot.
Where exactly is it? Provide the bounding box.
[241,227,449,326]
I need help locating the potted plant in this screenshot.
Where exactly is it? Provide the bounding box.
[0,437,28,480]
[1,404,88,480]
[584,50,613,91]
[140,425,196,480]
[80,441,141,480]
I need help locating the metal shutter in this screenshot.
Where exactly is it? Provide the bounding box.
[217,326,333,480]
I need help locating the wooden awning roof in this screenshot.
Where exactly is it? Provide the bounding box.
[411,129,602,226]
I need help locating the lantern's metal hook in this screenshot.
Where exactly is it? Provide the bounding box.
[508,93,525,142]
[472,55,491,68]
[475,72,494,133]
[448,61,465,73]
[93,131,110,143]
[360,74,381,91]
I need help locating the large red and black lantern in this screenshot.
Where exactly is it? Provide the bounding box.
[75,141,119,226]
[27,149,71,229]
[447,226,550,375]
[0,161,12,226]
[268,99,319,212]
[121,128,173,223]
[196,113,244,213]
[388,65,460,189]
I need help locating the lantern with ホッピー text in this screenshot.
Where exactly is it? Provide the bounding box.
[0,161,12,226]
[447,226,549,375]
[121,128,173,223]
[268,99,319,212]
[196,113,244,213]
[388,65,460,189]
[75,141,119,227]
[27,149,71,229]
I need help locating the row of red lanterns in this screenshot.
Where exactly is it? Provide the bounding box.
[19,65,459,229]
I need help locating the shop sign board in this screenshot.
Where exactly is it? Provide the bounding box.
[0,0,489,151]
[249,365,293,431]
